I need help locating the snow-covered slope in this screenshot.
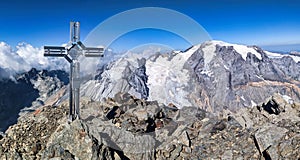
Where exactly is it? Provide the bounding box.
[265,50,300,62]
[146,45,201,106]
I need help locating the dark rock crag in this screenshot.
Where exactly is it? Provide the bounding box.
[0,68,68,132]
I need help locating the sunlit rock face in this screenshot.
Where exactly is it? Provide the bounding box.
[184,41,300,113]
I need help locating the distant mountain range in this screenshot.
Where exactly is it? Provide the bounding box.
[81,40,300,114]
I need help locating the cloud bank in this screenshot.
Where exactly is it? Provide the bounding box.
[0,42,68,79]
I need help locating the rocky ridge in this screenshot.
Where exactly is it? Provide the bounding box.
[1,93,299,159]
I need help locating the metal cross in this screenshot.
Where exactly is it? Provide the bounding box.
[44,22,104,121]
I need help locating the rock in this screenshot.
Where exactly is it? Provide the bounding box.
[278,134,300,158]
[114,92,133,105]
[222,150,233,160]
[261,94,287,115]
[178,131,191,147]
[42,144,75,159]
[232,108,254,128]
[169,145,182,160]
[42,119,95,159]
[81,97,157,159]
[132,109,148,121]
[210,120,227,134]
[106,106,123,120]
[254,124,288,159]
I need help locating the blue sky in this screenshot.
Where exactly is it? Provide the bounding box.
[1,0,300,51]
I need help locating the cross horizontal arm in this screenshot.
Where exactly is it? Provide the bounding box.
[84,47,104,57]
[44,46,66,57]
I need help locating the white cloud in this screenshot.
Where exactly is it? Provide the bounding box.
[0,41,115,79]
[0,42,68,79]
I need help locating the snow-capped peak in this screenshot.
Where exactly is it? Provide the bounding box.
[203,40,262,61]
[180,44,201,61]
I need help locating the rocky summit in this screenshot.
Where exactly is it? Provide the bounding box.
[0,92,299,159]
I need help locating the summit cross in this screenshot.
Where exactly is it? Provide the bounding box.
[44,21,104,121]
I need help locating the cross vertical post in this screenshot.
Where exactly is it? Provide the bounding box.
[44,21,104,121]
[69,63,73,120]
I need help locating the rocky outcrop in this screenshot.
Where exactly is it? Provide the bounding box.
[0,103,69,159]
[232,93,300,159]
[127,58,149,99]
[1,93,299,159]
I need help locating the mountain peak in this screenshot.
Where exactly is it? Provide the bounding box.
[200,40,263,61]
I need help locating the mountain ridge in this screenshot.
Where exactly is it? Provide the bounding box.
[79,40,300,114]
